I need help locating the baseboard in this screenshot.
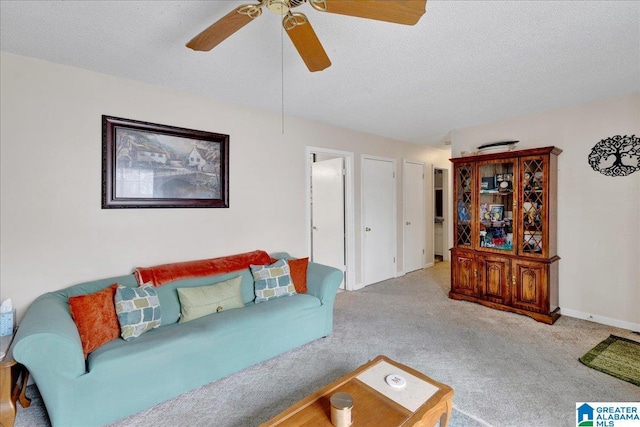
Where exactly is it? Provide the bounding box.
[561,308,640,332]
[350,282,365,291]
[397,264,435,275]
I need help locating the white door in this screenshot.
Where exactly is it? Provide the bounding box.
[403,161,425,273]
[311,158,345,287]
[362,157,396,286]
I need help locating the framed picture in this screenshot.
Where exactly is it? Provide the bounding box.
[489,204,504,221]
[102,116,229,209]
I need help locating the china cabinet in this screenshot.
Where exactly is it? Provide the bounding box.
[450,146,562,324]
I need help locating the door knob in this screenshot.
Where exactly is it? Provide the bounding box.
[365,227,371,232]
[406,221,411,226]
[312,226,317,230]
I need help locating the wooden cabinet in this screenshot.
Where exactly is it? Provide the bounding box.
[478,255,511,306]
[451,251,476,297]
[511,258,558,315]
[450,147,561,324]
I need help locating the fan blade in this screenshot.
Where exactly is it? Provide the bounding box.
[315,0,426,25]
[186,6,258,51]
[284,13,331,72]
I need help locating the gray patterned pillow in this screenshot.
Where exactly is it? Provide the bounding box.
[114,285,162,340]
[251,259,296,303]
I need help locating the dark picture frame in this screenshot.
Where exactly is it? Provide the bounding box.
[102,116,229,209]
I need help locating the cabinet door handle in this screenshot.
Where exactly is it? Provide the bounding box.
[512,275,516,285]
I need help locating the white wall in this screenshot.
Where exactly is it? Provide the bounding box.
[451,93,640,330]
[0,52,450,320]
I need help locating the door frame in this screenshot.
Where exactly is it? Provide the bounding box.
[403,159,426,273]
[306,146,355,291]
[361,155,397,289]
[432,165,451,262]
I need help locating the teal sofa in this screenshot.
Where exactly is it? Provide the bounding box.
[12,252,342,426]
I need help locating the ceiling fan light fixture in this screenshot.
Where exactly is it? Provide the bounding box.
[308,0,327,12]
[266,0,290,15]
[283,12,308,31]
[238,4,264,19]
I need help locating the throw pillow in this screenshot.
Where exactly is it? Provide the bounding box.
[68,284,120,358]
[114,285,162,340]
[177,275,244,323]
[251,259,297,304]
[288,257,309,293]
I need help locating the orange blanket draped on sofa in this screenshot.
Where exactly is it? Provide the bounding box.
[134,249,273,287]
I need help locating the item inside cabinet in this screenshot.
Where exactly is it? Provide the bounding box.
[495,173,513,193]
[489,204,504,221]
[481,177,495,190]
[523,232,543,253]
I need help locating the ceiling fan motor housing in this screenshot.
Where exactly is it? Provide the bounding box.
[265,0,305,15]
[265,0,306,15]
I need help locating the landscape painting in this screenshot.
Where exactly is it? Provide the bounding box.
[102,116,229,208]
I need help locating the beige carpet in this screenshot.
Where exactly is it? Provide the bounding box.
[15,262,640,426]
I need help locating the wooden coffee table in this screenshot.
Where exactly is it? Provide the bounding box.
[260,355,454,427]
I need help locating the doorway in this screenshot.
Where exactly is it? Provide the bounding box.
[433,167,449,262]
[362,156,396,287]
[306,147,355,290]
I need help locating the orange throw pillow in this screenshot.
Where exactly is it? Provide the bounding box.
[288,258,309,293]
[69,284,120,358]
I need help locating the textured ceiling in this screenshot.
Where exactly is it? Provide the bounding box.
[1,1,639,147]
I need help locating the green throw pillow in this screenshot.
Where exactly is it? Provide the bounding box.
[251,259,296,304]
[114,285,162,341]
[177,275,244,323]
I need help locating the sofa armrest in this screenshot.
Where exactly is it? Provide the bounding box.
[306,262,343,304]
[13,292,86,380]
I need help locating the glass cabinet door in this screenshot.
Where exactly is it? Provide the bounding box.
[520,157,546,256]
[454,164,473,248]
[478,160,515,252]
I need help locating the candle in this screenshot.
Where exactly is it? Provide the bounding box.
[330,392,353,427]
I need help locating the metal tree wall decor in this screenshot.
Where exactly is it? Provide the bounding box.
[588,134,640,177]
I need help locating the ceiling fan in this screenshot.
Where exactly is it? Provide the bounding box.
[186,0,427,72]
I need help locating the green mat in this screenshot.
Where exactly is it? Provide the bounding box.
[579,335,640,386]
